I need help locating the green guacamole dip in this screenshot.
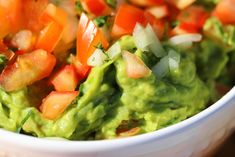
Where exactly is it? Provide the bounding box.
[0,35,211,140]
[0,3,234,140]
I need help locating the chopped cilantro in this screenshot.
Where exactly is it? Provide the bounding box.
[0,55,8,72]
[75,0,85,13]
[105,0,117,8]
[94,16,110,28]
[16,110,33,133]
[95,42,105,51]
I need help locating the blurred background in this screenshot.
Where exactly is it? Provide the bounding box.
[214,132,235,157]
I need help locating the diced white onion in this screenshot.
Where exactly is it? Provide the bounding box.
[107,42,121,59]
[178,41,193,49]
[168,50,180,72]
[152,50,181,78]
[144,24,166,57]
[133,23,166,57]
[169,33,202,45]
[87,49,107,66]
[133,23,151,52]
[152,56,169,78]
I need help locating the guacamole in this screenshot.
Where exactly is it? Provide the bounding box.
[0,0,234,140]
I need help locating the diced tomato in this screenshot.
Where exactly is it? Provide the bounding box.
[144,11,166,39]
[35,21,64,53]
[213,0,235,24]
[170,22,199,36]
[71,56,90,79]
[0,40,15,60]
[0,49,56,92]
[22,0,48,33]
[177,5,209,30]
[40,91,79,120]
[50,65,79,92]
[111,4,146,38]
[146,5,169,19]
[80,0,111,16]
[118,127,141,137]
[129,0,164,7]
[167,0,196,10]
[0,0,23,38]
[76,13,109,66]
[122,51,151,79]
[40,3,68,27]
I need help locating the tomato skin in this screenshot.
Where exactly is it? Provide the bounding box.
[81,0,111,16]
[0,49,56,92]
[144,11,166,39]
[40,91,79,120]
[35,21,64,53]
[129,0,164,7]
[22,0,48,33]
[214,0,235,24]
[40,3,68,27]
[177,5,209,30]
[71,56,91,79]
[50,65,79,92]
[0,0,23,38]
[122,51,151,79]
[76,13,109,66]
[0,40,15,60]
[111,4,146,38]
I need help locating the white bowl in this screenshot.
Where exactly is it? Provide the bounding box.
[0,87,234,157]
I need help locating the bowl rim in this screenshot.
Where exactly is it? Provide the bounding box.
[0,86,235,153]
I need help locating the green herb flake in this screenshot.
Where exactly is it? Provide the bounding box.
[16,110,33,133]
[105,0,117,8]
[94,16,110,28]
[75,0,85,13]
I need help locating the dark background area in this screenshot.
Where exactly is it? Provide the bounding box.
[214,132,235,157]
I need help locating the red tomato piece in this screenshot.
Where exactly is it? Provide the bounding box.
[71,56,90,79]
[35,21,64,53]
[40,91,79,120]
[0,0,23,38]
[76,13,109,66]
[80,0,111,16]
[0,49,56,92]
[0,40,15,60]
[170,22,199,36]
[122,51,151,79]
[40,3,68,27]
[144,11,166,39]
[213,0,235,24]
[22,0,48,33]
[50,65,79,92]
[111,4,146,38]
[177,5,209,30]
[129,0,164,7]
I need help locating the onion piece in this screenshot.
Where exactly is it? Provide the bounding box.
[107,42,121,60]
[87,49,107,66]
[132,23,166,57]
[152,50,181,78]
[168,50,180,72]
[152,56,169,79]
[169,33,202,45]
[145,24,166,57]
[122,51,151,79]
[133,23,151,52]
